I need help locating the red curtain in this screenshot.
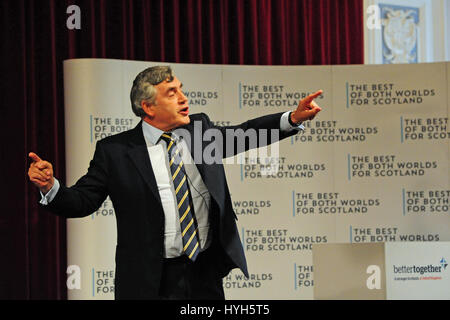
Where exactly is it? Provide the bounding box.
[62,0,363,64]
[0,0,363,299]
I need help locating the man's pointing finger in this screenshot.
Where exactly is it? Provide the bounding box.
[29,152,42,163]
[306,90,323,102]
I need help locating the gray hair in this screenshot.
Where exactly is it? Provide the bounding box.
[130,66,174,117]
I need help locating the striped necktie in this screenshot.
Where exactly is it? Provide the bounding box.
[159,132,200,261]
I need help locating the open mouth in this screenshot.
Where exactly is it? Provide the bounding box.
[179,106,189,115]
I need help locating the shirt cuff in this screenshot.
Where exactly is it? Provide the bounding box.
[280,111,305,132]
[39,178,60,205]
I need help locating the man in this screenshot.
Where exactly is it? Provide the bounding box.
[28,66,322,299]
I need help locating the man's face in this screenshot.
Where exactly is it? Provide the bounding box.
[143,76,190,131]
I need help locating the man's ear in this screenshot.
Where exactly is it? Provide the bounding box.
[141,100,155,118]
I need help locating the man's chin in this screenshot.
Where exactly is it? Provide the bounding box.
[175,115,190,128]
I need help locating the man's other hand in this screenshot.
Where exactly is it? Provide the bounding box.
[28,152,54,194]
[291,90,323,123]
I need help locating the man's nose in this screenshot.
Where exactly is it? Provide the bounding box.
[178,91,188,104]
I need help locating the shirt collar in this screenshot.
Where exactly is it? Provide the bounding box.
[142,120,164,146]
[142,120,181,145]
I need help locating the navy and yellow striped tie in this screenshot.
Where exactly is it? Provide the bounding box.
[160,132,200,261]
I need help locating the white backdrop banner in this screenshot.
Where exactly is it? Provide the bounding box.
[63,59,449,300]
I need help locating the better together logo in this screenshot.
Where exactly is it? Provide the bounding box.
[393,258,448,281]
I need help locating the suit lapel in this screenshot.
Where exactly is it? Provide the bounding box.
[197,161,224,211]
[189,121,224,212]
[126,122,162,205]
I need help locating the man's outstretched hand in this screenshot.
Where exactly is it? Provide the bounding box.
[28,152,54,194]
[291,90,323,123]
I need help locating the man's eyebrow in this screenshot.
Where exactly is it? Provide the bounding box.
[165,82,183,93]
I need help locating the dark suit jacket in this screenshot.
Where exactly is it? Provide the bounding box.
[46,112,297,299]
